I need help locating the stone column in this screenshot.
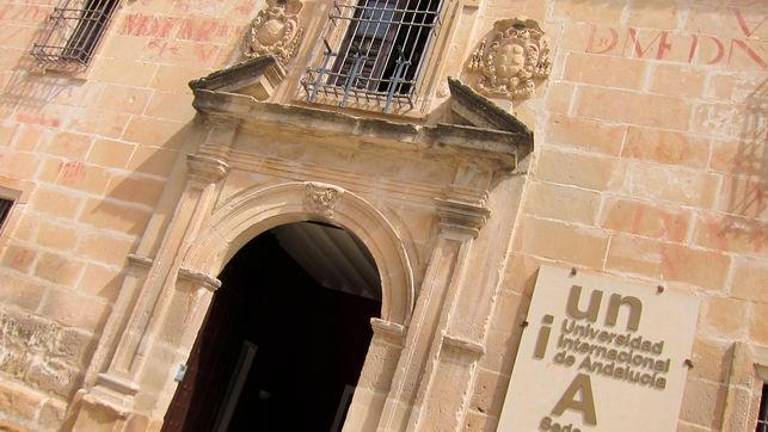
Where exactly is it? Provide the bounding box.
[376,198,489,432]
[70,268,222,432]
[722,342,761,432]
[406,198,490,432]
[63,147,230,432]
[91,154,229,409]
[343,318,406,432]
[136,268,222,418]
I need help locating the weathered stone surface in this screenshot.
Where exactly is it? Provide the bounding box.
[1,1,767,431]
[0,308,88,399]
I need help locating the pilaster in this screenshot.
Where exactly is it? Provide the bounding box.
[73,149,232,425]
[377,197,489,432]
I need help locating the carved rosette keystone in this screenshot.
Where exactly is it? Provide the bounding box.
[242,0,304,64]
[303,182,344,217]
[468,17,551,100]
[186,154,229,185]
[436,198,491,238]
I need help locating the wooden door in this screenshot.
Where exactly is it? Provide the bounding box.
[161,284,244,432]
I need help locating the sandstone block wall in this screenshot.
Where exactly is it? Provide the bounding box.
[0,0,257,428]
[464,1,768,431]
[0,0,765,431]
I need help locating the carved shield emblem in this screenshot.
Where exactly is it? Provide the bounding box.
[243,0,304,64]
[468,17,551,100]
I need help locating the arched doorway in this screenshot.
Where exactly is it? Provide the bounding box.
[162,221,382,431]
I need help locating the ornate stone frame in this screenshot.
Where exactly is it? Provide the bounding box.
[134,180,418,421]
[721,342,768,431]
[0,176,33,251]
[182,181,415,325]
[290,0,464,116]
[68,62,534,430]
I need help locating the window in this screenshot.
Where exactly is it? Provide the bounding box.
[302,0,445,113]
[0,198,13,231]
[32,0,120,66]
[758,383,768,432]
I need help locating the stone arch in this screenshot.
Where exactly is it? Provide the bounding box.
[181,181,415,324]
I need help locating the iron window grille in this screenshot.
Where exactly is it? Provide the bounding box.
[0,199,13,231]
[301,0,445,114]
[31,0,120,66]
[758,384,768,432]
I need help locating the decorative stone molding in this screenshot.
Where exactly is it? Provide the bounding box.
[126,254,153,272]
[183,182,414,324]
[190,55,286,102]
[95,373,140,398]
[303,182,344,217]
[442,334,485,356]
[177,267,222,292]
[79,390,132,419]
[186,154,229,184]
[721,342,764,432]
[468,17,551,100]
[242,0,304,65]
[435,197,491,238]
[370,318,406,339]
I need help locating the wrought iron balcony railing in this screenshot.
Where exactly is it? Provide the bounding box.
[301,0,444,114]
[31,0,119,67]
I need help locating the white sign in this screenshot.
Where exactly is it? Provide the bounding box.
[497,265,700,432]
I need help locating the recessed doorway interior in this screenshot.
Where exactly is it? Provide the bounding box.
[162,221,382,431]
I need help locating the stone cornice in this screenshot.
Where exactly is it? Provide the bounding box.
[186,154,229,185]
[370,318,406,338]
[178,267,222,292]
[435,198,491,238]
[442,334,485,356]
[191,89,531,172]
[447,77,532,135]
[126,254,153,270]
[189,55,286,98]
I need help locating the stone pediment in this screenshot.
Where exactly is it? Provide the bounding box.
[446,77,532,136]
[189,55,286,101]
[189,61,533,172]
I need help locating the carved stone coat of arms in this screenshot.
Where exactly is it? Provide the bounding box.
[468,17,551,100]
[242,0,304,64]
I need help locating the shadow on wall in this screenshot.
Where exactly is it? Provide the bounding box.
[0,8,219,409]
[727,79,768,215]
[0,48,79,113]
[0,9,209,247]
[723,79,768,242]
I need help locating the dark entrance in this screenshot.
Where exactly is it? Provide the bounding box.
[162,222,382,431]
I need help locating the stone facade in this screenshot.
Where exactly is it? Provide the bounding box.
[0,0,764,431]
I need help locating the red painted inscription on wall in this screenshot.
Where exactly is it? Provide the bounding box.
[585,8,768,70]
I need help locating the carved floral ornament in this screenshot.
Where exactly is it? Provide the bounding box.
[242,0,304,64]
[303,182,344,216]
[468,17,552,101]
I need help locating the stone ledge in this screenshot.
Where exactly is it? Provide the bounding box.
[177,267,222,291]
[191,85,532,172]
[371,318,406,338]
[442,334,485,355]
[189,55,286,101]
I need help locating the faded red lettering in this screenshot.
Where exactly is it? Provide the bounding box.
[119,14,177,38]
[625,29,673,60]
[729,39,768,69]
[146,39,180,58]
[585,25,618,54]
[59,161,85,185]
[702,35,726,65]
[732,7,768,37]
[15,113,60,128]
[178,20,230,42]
